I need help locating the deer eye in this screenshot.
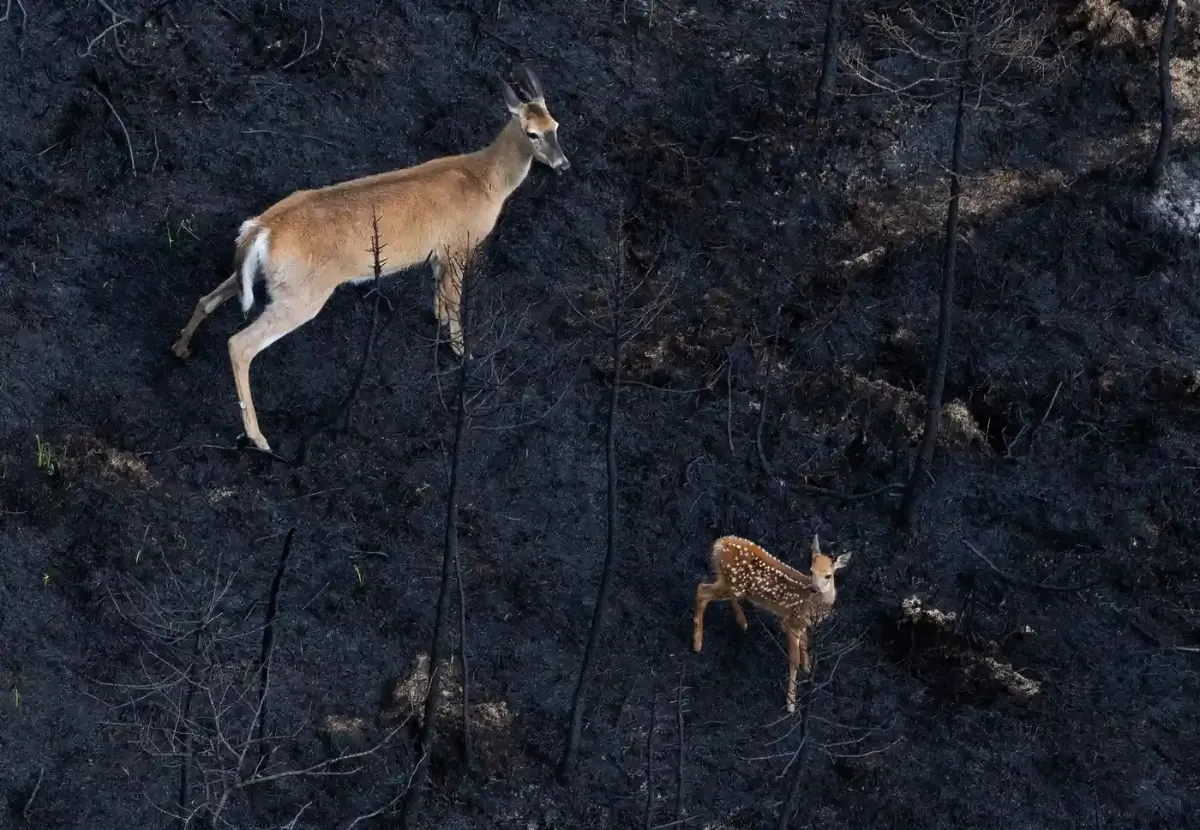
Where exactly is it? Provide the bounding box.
[526,131,540,141]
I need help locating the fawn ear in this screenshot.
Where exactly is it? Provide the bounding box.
[810,534,821,558]
[834,552,852,570]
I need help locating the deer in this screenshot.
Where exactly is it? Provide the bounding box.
[692,534,851,713]
[169,65,570,453]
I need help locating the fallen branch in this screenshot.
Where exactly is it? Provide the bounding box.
[241,129,344,149]
[1,0,28,28]
[786,480,903,502]
[645,694,656,830]
[22,766,44,820]
[756,387,773,479]
[90,85,136,176]
[964,540,1101,593]
[725,358,735,458]
[281,6,324,70]
[675,672,685,826]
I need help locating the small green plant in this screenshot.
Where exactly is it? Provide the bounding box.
[12,686,20,710]
[353,563,365,587]
[34,435,57,476]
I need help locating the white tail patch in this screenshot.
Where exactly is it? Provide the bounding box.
[239,223,270,314]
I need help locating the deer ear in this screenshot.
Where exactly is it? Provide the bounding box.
[500,79,522,114]
[834,552,852,570]
[515,64,545,101]
[810,534,821,557]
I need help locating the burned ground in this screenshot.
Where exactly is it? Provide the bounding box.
[1,0,1199,828]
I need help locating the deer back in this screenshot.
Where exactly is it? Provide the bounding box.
[713,536,816,618]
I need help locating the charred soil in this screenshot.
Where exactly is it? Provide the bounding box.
[1,1,1199,829]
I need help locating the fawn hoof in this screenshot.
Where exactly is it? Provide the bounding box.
[171,339,191,360]
[786,701,796,714]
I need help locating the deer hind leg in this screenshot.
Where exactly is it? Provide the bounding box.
[226,283,334,452]
[730,598,749,632]
[173,272,241,359]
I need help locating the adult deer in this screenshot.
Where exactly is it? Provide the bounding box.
[693,534,851,712]
[171,65,570,453]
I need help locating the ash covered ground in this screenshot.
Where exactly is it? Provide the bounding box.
[1,1,1198,828]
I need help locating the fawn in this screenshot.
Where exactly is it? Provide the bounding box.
[170,65,570,453]
[693,534,851,712]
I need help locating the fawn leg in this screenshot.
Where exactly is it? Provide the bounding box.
[693,579,732,653]
[730,598,749,631]
[786,630,801,713]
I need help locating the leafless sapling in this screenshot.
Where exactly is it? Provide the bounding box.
[293,207,390,466]
[94,539,409,829]
[558,219,677,782]
[842,0,1056,527]
[810,0,845,127]
[1146,0,1179,189]
[401,246,573,825]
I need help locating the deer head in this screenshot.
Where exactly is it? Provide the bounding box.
[500,65,570,173]
[807,534,851,602]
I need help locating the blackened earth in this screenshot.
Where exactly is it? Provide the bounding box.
[1,1,1198,829]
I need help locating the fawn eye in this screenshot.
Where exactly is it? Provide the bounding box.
[526,131,540,141]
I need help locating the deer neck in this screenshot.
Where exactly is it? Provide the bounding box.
[479,117,534,197]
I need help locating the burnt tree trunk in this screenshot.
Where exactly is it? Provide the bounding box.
[898,36,971,528]
[560,307,623,782]
[1147,0,1178,189]
[809,0,842,126]
[401,278,473,828]
[775,645,817,830]
[254,528,294,770]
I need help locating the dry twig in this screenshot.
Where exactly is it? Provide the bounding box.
[1,0,28,28]
[281,6,324,70]
[964,540,1101,592]
[90,85,136,176]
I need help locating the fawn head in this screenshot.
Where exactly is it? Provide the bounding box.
[501,65,570,173]
[807,534,851,602]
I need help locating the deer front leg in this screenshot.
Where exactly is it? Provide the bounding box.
[798,630,812,674]
[431,259,446,326]
[785,629,802,713]
[437,255,466,358]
